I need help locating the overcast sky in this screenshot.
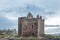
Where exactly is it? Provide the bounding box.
[0,0,60,34]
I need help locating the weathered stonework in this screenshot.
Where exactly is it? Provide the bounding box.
[18,12,44,37]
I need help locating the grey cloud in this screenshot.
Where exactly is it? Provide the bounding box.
[0,17,17,29]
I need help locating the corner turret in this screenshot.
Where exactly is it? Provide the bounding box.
[27,12,33,19]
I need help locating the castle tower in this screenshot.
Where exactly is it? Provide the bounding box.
[37,15,44,37]
[27,12,33,19]
[18,17,22,36]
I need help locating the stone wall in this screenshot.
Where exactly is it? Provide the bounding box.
[21,19,37,37]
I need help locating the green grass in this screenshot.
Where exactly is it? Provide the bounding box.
[0,34,60,40]
[0,34,16,38]
[0,34,8,38]
[44,34,60,38]
[16,37,44,40]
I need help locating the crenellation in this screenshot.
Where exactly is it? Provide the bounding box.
[37,15,39,18]
[27,12,33,19]
[40,16,42,19]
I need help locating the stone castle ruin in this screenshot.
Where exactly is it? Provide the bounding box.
[18,12,44,37]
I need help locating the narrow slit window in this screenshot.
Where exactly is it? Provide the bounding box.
[32,25,33,29]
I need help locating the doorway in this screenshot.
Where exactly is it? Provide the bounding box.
[32,33,34,36]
